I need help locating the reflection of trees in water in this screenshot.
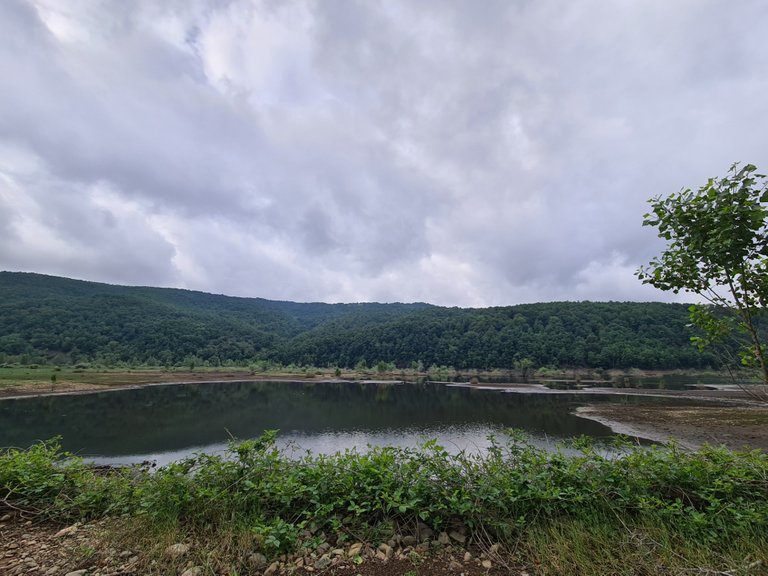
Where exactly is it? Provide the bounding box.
[0,381,625,456]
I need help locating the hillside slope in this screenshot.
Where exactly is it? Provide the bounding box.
[0,272,715,369]
[0,272,429,366]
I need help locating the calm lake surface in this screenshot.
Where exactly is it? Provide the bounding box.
[0,380,683,465]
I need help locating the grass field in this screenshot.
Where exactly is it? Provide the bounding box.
[0,366,307,390]
[0,364,388,393]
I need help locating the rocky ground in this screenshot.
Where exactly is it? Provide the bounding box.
[0,510,525,576]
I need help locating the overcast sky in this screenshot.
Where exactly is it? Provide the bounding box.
[1,0,766,306]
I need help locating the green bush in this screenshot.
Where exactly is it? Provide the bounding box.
[2,434,767,552]
[0,439,136,520]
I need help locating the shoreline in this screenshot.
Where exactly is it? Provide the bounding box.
[0,372,761,401]
[574,405,700,449]
[0,376,415,401]
[3,375,767,452]
[0,374,333,401]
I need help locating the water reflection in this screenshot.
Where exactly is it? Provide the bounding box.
[0,380,658,464]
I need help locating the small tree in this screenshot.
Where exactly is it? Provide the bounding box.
[636,162,768,400]
[514,357,534,381]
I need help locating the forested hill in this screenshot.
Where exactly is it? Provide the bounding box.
[0,272,716,370]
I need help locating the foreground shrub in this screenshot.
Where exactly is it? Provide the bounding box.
[2,433,767,552]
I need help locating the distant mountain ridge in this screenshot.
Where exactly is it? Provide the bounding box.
[0,271,716,370]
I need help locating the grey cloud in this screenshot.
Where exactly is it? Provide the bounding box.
[1,0,767,305]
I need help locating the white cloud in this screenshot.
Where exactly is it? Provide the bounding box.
[1,0,767,305]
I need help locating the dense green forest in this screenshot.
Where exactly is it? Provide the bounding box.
[0,272,717,370]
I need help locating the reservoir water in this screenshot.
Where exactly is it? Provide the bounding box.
[0,380,679,465]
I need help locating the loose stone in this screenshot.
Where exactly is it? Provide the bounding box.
[248,552,267,569]
[449,530,466,544]
[314,555,332,570]
[416,522,434,542]
[164,543,190,558]
[54,525,79,538]
[377,543,393,559]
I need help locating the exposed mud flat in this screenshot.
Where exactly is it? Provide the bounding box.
[576,404,768,451]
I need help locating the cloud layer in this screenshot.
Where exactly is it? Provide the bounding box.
[1,0,767,305]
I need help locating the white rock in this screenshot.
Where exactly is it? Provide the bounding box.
[164,543,190,558]
[377,543,393,558]
[54,525,79,538]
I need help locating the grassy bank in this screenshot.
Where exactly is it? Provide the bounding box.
[2,434,767,575]
[0,365,310,390]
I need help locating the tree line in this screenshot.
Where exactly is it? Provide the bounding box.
[0,272,718,370]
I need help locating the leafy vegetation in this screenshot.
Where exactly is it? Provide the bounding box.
[1,434,766,573]
[0,272,719,370]
[0,272,428,369]
[272,301,715,370]
[638,162,768,399]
